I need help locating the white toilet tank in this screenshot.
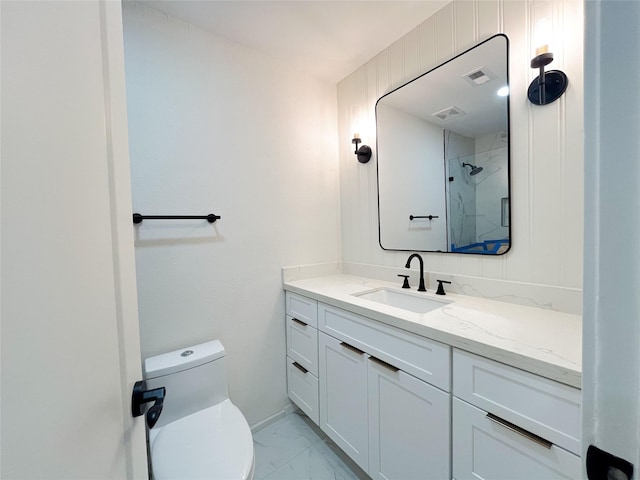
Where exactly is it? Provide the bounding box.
[144,340,230,429]
[145,340,255,480]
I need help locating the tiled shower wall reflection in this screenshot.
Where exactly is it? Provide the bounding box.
[446,130,509,252]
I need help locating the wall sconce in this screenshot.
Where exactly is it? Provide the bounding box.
[352,134,372,163]
[527,18,568,105]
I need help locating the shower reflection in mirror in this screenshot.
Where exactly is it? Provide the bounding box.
[445,129,509,254]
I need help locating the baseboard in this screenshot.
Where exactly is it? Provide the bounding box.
[250,402,296,433]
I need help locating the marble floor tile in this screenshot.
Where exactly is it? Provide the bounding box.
[253,411,368,480]
[252,412,322,478]
[302,439,367,480]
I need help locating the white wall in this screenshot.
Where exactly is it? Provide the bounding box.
[122,3,341,426]
[583,0,640,473]
[338,0,584,294]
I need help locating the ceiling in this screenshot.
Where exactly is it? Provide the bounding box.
[136,0,450,83]
[380,35,508,138]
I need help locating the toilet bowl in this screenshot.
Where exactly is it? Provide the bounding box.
[144,340,255,480]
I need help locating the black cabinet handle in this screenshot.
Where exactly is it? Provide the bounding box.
[486,413,552,449]
[292,361,308,374]
[370,356,399,373]
[340,342,365,356]
[292,318,308,327]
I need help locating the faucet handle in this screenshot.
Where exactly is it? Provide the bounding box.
[397,274,410,289]
[435,280,452,296]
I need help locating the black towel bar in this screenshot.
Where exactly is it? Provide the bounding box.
[132,213,221,224]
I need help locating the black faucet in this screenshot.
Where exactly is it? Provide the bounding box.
[435,279,451,295]
[405,253,426,292]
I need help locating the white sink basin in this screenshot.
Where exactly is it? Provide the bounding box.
[353,288,451,314]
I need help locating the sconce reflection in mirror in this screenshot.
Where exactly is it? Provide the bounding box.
[352,134,372,163]
[528,19,568,105]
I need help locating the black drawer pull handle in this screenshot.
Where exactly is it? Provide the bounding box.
[370,356,399,373]
[292,318,308,327]
[340,342,365,356]
[486,413,553,449]
[292,362,308,374]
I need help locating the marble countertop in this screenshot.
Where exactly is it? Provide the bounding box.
[284,274,582,389]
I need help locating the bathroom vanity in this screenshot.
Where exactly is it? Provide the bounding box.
[283,272,581,479]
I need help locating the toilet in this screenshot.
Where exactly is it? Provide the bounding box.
[144,340,255,480]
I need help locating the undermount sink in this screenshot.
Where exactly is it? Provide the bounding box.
[352,288,451,314]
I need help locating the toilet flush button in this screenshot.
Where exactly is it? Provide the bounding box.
[181,350,194,357]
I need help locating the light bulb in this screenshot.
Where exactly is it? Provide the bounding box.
[534,18,552,56]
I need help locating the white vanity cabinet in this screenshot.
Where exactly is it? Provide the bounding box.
[317,303,451,478]
[452,349,581,479]
[284,289,583,480]
[285,292,320,424]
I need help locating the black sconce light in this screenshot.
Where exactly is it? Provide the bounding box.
[527,19,568,105]
[352,135,372,163]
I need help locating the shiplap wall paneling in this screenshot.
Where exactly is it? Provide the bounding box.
[338,0,583,291]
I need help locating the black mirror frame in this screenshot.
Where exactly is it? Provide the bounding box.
[374,33,511,256]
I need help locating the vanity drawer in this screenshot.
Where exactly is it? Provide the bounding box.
[286,292,318,328]
[453,349,581,455]
[318,303,450,391]
[452,398,580,479]
[286,356,319,425]
[286,315,318,376]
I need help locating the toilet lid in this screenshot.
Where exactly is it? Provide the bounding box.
[151,400,254,480]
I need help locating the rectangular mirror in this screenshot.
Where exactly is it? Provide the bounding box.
[375,34,510,254]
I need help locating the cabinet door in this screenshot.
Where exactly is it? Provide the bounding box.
[368,357,450,480]
[453,398,581,480]
[319,332,369,471]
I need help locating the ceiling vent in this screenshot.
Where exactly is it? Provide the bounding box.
[462,67,497,87]
[432,106,465,122]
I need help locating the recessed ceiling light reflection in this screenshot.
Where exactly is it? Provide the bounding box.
[497,86,509,97]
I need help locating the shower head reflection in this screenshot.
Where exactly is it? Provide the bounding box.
[462,163,483,176]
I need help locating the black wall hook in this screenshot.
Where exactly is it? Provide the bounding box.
[132,380,166,428]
